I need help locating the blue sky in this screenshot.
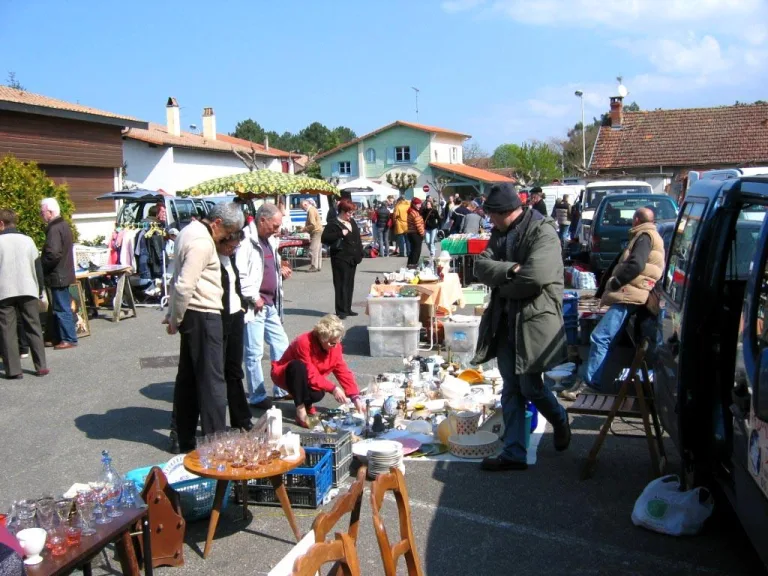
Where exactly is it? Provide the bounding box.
[2,0,767,153]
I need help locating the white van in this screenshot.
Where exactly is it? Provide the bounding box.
[540,184,584,218]
[579,180,654,249]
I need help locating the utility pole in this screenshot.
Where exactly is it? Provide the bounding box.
[411,86,420,122]
[574,90,586,172]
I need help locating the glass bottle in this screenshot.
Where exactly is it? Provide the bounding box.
[100,450,124,518]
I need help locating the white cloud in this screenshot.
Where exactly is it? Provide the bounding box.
[648,35,729,75]
[526,99,570,118]
[441,0,486,13]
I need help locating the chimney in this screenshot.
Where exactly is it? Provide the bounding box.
[166,97,180,137]
[202,107,216,140]
[610,96,624,128]
[264,134,269,151]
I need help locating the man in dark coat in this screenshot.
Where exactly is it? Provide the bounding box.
[472,183,571,471]
[40,197,78,349]
[529,186,548,217]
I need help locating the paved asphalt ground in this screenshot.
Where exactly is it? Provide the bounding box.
[1,256,766,575]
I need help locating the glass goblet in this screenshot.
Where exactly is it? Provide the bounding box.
[77,499,97,536]
[88,482,111,525]
[105,482,124,518]
[54,498,72,531]
[36,497,56,542]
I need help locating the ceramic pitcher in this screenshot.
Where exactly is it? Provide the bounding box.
[448,410,482,436]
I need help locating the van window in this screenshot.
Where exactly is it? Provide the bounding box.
[172,199,196,224]
[663,201,707,306]
[749,252,768,421]
[586,185,652,209]
[599,197,677,226]
[289,194,320,210]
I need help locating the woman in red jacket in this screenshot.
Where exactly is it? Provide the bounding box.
[271,314,365,427]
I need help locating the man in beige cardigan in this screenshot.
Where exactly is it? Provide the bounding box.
[301,199,323,272]
[164,202,244,452]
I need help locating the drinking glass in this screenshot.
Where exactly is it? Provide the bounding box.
[16,499,36,530]
[198,437,214,469]
[77,499,97,536]
[50,534,67,557]
[65,521,82,547]
[120,480,138,509]
[89,482,111,525]
[36,497,56,543]
[104,480,123,518]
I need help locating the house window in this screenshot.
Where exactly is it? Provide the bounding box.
[451,147,457,162]
[339,161,351,175]
[366,148,376,163]
[395,146,411,163]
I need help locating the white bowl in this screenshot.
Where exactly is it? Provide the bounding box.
[16,527,47,565]
[440,376,470,400]
[448,431,501,459]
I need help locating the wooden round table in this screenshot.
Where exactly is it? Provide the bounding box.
[183,448,305,559]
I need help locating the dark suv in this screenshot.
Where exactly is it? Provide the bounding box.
[589,193,678,277]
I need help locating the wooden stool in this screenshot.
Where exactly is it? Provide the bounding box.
[568,338,667,480]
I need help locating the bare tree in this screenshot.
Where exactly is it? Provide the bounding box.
[463,141,488,161]
[233,146,268,172]
[427,175,452,200]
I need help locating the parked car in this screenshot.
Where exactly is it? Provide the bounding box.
[653,175,768,567]
[588,193,678,277]
[578,180,655,249]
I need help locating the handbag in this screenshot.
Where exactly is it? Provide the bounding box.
[38,296,49,313]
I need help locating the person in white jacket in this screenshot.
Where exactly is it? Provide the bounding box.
[236,203,292,408]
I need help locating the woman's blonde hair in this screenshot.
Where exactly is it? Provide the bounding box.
[313,314,346,342]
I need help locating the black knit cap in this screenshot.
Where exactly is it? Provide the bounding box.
[483,183,523,214]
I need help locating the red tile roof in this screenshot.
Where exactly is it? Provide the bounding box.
[0,86,145,127]
[124,123,292,157]
[591,103,768,171]
[315,120,471,160]
[430,162,515,183]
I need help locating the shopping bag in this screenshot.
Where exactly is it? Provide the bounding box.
[631,475,714,536]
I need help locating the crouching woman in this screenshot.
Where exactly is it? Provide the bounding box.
[271,314,365,427]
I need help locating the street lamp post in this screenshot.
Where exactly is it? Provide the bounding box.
[574,90,586,172]
[411,87,420,122]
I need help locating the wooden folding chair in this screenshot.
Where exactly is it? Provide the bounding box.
[369,467,424,576]
[568,337,667,480]
[291,532,361,576]
[311,466,366,576]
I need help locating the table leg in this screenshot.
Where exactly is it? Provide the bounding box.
[269,475,302,541]
[113,274,126,323]
[83,562,92,576]
[116,529,141,576]
[123,271,138,319]
[203,480,229,559]
[241,480,248,521]
[142,513,154,576]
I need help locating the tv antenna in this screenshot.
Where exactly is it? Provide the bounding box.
[411,87,420,121]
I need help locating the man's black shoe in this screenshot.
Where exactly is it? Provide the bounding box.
[249,398,273,410]
[347,311,359,317]
[169,430,180,455]
[480,456,528,471]
[554,418,572,452]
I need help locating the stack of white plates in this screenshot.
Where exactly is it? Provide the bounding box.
[352,439,405,478]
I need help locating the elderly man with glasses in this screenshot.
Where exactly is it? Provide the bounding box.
[237,202,293,409]
[271,314,365,428]
[164,202,245,453]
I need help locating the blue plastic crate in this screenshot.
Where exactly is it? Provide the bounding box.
[125,464,231,522]
[565,325,579,346]
[563,290,580,318]
[245,447,333,509]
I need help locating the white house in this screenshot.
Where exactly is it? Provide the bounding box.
[122,98,294,194]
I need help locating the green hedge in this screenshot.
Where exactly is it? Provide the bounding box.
[0,155,77,248]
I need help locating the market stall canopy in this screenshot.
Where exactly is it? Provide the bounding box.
[339,178,397,196]
[180,171,340,198]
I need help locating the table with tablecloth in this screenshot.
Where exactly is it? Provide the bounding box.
[278,237,310,268]
[367,272,465,314]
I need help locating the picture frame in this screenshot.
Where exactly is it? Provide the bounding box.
[68,281,91,338]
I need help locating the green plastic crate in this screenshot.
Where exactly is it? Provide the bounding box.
[462,287,488,306]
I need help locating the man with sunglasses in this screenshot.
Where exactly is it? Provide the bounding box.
[237,202,293,409]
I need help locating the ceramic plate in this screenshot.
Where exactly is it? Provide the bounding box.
[394,438,422,455]
[411,443,449,457]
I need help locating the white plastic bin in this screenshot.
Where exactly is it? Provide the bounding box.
[443,316,482,354]
[367,296,421,328]
[368,326,421,357]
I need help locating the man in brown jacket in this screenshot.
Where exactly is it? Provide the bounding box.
[301,199,323,272]
[562,207,664,399]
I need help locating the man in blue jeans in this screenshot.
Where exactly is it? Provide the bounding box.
[237,203,292,409]
[40,198,78,350]
[562,207,665,400]
[472,183,571,471]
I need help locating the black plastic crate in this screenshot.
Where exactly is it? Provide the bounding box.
[333,454,352,487]
[295,430,352,487]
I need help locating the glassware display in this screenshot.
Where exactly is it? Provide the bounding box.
[120,480,138,510]
[76,495,97,536]
[88,481,110,525]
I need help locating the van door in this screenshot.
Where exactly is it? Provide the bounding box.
[169,198,196,228]
[654,199,708,447]
[736,210,768,566]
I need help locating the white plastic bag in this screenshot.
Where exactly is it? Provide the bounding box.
[631,475,714,536]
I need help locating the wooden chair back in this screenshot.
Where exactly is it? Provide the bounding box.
[312,466,366,544]
[291,532,361,576]
[369,467,424,576]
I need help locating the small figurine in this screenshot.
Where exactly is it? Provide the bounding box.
[382,395,398,417]
[375,276,381,285]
